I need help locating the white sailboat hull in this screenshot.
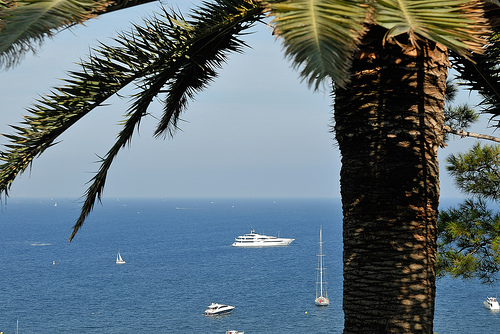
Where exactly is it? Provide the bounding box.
[315,296,330,306]
[116,251,126,264]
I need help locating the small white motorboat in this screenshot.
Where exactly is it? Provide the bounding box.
[484,296,500,310]
[204,303,235,316]
[226,330,244,334]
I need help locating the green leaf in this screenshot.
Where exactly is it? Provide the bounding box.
[373,0,490,57]
[0,0,158,69]
[0,0,265,240]
[265,0,368,89]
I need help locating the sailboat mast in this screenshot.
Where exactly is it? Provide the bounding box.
[315,226,329,306]
[319,228,323,296]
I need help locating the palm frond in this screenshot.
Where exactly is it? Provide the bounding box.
[154,0,264,137]
[68,106,146,241]
[0,0,264,240]
[94,0,157,16]
[450,28,500,122]
[264,0,368,89]
[373,0,490,57]
[68,0,264,241]
[0,0,157,69]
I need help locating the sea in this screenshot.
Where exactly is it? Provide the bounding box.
[1,197,500,333]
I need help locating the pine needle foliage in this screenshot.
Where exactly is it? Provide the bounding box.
[446,143,500,200]
[438,198,500,284]
[444,104,479,131]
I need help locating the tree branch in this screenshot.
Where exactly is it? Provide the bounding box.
[444,126,500,143]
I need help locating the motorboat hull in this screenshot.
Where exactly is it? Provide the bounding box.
[484,297,500,310]
[204,309,233,316]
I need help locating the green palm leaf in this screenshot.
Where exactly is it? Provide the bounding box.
[69,0,264,241]
[373,0,490,56]
[154,0,264,137]
[450,28,500,120]
[0,0,157,69]
[0,0,264,240]
[266,0,492,89]
[265,0,368,89]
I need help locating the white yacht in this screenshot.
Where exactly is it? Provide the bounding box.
[226,331,244,334]
[484,296,500,310]
[231,228,294,247]
[204,303,235,316]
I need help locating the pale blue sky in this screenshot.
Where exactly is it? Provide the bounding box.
[0,1,489,199]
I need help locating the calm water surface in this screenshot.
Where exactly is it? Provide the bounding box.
[0,197,499,333]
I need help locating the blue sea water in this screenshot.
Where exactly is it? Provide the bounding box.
[1,197,499,333]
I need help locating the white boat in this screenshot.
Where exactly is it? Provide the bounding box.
[231,228,294,247]
[116,251,126,264]
[204,303,235,316]
[315,227,330,306]
[484,296,500,310]
[226,330,244,334]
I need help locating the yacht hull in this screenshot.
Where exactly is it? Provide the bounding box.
[231,238,294,247]
[231,228,294,247]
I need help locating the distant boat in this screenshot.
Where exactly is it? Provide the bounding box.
[484,296,500,310]
[116,251,126,264]
[315,227,330,306]
[226,330,244,334]
[203,303,235,316]
[231,228,294,247]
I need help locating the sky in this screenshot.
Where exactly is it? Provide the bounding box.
[0,0,491,200]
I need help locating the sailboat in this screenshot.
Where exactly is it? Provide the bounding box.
[116,251,126,264]
[315,227,330,306]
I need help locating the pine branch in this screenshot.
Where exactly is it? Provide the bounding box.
[444,125,500,143]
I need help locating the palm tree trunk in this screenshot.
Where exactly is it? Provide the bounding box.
[334,27,448,333]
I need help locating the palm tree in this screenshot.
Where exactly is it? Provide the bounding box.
[0,0,158,68]
[2,0,500,332]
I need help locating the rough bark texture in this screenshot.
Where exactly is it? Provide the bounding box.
[334,27,448,333]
